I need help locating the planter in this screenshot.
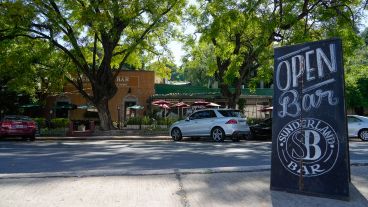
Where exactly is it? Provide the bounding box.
[126,125,141,129]
[140,125,151,129]
[157,125,169,129]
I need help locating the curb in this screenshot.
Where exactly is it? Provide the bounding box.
[1,160,367,179]
[0,165,271,179]
[37,135,171,141]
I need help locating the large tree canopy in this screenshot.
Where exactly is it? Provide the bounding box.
[185,0,363,108]
[345,37,368,114]
[1,0,185,130]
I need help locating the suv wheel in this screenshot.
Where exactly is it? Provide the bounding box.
[211,127,225,142]
[171,128,182,141]
[359,129,368,141]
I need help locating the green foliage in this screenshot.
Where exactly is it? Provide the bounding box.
[34,117,46,128]
[126,117,143,125]
[157,117,177,125]
[39,128,67,137]
[185,0,364,107]
[246,117,264,126]
[147,58,174,80]
[362,28,368,45]
[0,0,186,130]
[344,45,368,109]
[0,38,67,103]
[237,99,246,112]
[142,116,153,125]
[51,118,70,128]
[170,66,185,81]
[33,117,69,129]
[182,42,216,86]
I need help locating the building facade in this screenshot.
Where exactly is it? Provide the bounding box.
[47,71,155,122]
[47,71,274,123]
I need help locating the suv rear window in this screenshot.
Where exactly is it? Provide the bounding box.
[218,110,245,118]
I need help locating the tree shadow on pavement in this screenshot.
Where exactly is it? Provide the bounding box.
[180,167,368,207]
[0,140,272,174]
[270,183,368,207]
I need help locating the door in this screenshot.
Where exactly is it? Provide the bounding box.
[124,101,136,121]
[180,111,202,136]
[196,110,217,135]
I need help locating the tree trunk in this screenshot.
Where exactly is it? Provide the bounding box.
[227,95,238,109]
[95,99,115,130]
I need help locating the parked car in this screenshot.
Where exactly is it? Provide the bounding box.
[249,118,272,140]
[347,115,368,141]
[169,109,251,142]
[0,115,37,141]
[246,115,368,141]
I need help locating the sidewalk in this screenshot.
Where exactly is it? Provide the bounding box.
[0,166,367,207]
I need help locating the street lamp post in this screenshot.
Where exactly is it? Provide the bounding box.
[48,109,53,128]
[117,106,121,129]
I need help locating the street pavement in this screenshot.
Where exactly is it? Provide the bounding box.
[0,138,366,174]
[0,137,367,206]
[0,166,367,207]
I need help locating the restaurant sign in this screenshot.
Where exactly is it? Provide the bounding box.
[271,39,350,200]
[116,76,139,88]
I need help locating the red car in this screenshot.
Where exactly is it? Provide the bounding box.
[0,115,36,141]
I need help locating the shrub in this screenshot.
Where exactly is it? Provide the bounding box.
[157,117,177,126]
[246,117,264,125]
[126,117,143,125]
[51,118,69,128]
[142,116,153,125]
[34,117,46,128]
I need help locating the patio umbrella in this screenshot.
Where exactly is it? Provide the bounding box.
[19,104,41,108]
[128,105,144,117]
[128,105,144,110]
[154,103,170,118]
[77,104,93,109]
[172,102,190,118]
[152,99,171,106]
[191,100,210,106]
[77,104,98,112]
[206,102,221,108]
[191,100,209,110]
[152,100,171,118]
[173,102,190,108]
[258,106,273,112]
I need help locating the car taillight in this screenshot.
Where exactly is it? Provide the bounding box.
[1,122,12,129]
[226,119,238,124]
[27,122,36,129]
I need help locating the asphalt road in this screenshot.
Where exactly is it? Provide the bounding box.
[0,139,366,174]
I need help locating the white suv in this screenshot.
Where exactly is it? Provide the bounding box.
[169,109,251,142]
[347,115,368,141]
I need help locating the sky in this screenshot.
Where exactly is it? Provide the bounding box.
[168,41,186,66]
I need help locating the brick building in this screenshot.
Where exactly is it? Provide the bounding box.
[47,70,155,123]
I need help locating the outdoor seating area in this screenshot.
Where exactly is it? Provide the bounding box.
[151,99,222,118]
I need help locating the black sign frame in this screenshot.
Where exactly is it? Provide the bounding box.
[270,38,350,200]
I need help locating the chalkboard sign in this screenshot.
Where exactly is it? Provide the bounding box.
[270,39,350,200]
